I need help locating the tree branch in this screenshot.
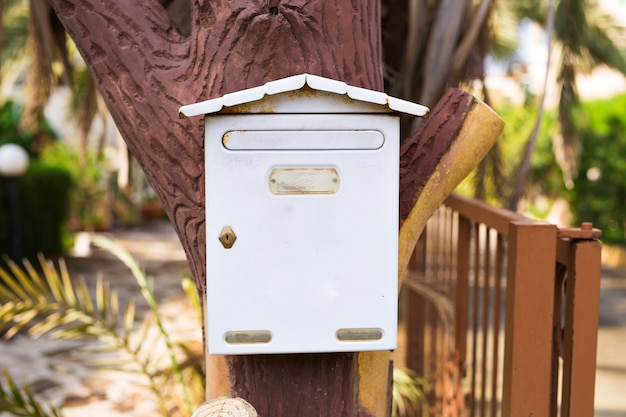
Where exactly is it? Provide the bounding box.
[48,0,205,285]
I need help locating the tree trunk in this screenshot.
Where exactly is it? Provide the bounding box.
[48,1,392,416]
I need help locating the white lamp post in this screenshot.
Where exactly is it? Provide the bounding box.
[0,144,30,177]
[0,144,30,260]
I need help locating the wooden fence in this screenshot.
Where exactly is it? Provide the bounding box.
[401,193,602,417]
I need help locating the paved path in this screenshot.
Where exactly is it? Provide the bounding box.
[595,267,626,417]
[1,220,625,416]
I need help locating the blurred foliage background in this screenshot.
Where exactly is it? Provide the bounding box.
[572,94,626,243]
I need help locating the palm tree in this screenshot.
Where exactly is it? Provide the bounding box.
[1,0,30,93]
[382,0,498,109]
[19,0,73,155]
[506,0,626,209]
[0,1,3,74]
[1,0,107,159]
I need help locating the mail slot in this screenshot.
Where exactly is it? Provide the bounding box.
[179,73,428,354]
[223,130,385,150]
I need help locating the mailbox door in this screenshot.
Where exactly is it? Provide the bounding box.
[205,114,399,354]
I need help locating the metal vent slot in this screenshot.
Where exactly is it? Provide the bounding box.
[336,328,384,342]
[224,331,273,344]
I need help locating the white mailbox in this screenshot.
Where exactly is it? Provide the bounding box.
[179,74,428,354]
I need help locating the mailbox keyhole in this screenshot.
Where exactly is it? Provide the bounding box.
[219,226,237,249]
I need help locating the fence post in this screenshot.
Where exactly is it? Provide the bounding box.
[454,216,471,377]
[452,215,471,417]
[405,233,428,375]
[560,237,602,417]
[501,221,558,417]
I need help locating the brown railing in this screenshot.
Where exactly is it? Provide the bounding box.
[401,193,602,417]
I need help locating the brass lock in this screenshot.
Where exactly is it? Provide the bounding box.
[218,226,237,249]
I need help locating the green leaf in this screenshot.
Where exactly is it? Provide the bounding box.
[392,368,430,417]
[0,258,31,301]
[58,258,78,307]
[91,235,194,414]
[22,259,51,301]
[95,275,107,321]
[181,276,202,325]
[123,301,136,341]
[108,290,121,329]
[75,278,94,314]
[38,256,65,304]
[0,369,65,417]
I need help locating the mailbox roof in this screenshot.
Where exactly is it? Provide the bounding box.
[178,73,429,117]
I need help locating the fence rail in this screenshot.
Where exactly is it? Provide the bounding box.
[401,193,602,417]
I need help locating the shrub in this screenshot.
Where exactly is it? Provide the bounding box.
[0,161,72,259]
[0,101,35,151]
[0,100,58,153]
[0,100,71,259]
[569,94,626,244]
[40,141,111,231]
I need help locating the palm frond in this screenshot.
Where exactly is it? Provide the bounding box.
[0,260,32,301]
[489,0,520,59]
[0,369,64,417]
[584,20,626,75]
[556,55,583,188]
[71,69,100,164]
[0,239,201,417]
[23,258,54,300]
[392,367,430,417]
[510,0,547,23]
[91,235,194,415]
[123,300,136,341]
[1,0,30,81]
[181,276,202,326]
[20,0,53,141]
[555,0,587,53]
[0,255,128,341]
